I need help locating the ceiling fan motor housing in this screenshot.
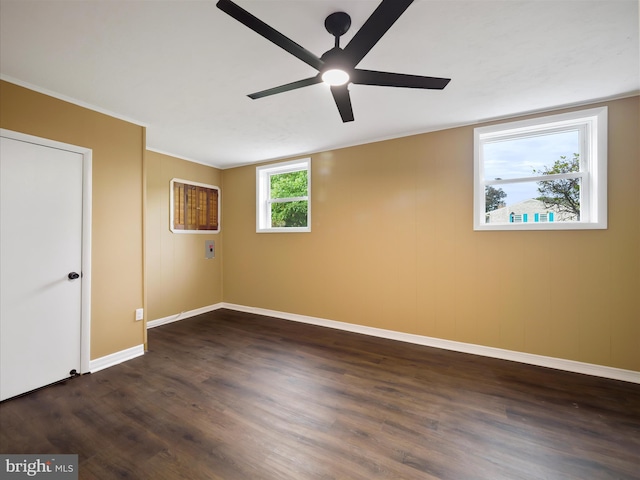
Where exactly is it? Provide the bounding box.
[321,47,352,75]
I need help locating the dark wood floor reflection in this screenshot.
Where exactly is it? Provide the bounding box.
[2,309,639,479]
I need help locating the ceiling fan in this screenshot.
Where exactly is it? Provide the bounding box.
[216,0,450,123]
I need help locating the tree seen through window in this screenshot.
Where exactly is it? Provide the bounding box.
[270,170,308,228]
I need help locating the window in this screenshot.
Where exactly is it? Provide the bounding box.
[170,179,220,233]
[256,158,311,233]
[474,107,607,230]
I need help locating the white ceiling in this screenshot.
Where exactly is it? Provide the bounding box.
[1,0,638,169]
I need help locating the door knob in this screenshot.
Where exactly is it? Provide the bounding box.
[68,272,80,280]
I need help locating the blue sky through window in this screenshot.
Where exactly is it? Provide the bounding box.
[484,130,580,205]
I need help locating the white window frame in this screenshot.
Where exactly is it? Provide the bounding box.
[474,107,607,231]
[256,158,311,233]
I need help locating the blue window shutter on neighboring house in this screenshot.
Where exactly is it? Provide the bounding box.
[549,212,555,222]
[523,213,528,223]
[534,213,539,222]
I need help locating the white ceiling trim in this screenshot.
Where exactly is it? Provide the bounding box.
[145,147,218,168]
[1,75,149,128]
[4,74,637,171]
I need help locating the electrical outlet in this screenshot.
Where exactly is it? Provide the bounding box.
[135,308,144,321]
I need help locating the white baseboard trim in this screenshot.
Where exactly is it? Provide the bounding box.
[220,303,640,384]
[89,344,145,373]
[147,303,224,329]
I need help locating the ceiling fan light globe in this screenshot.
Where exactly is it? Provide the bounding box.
[322,69,350,86]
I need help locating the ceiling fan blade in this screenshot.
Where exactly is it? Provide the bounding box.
[342,0,414,67]
[352,69,451,89]
[248,76,322,99]
[216,0,324,71]
[330,86,354,123]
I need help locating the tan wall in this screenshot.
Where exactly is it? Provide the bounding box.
[0,80,145,359]
[222,96,640,372]
[3,78,637,372]
[145,151,223,320]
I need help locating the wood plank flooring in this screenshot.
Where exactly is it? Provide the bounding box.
[1,309,639,479]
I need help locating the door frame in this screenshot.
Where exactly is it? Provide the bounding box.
[1,128,92,374]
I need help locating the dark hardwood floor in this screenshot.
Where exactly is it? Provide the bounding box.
[1,309,639,479]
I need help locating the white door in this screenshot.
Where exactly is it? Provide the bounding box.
[1,135,83,401]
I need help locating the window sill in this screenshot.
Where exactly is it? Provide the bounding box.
[257,227,311,233]
[170,228,221,234]
[474,221,607,231]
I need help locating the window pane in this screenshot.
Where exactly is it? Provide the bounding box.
[536,176,581,221]
[484,130,580,180]
[270,170,307,199]
[485,179,581,224]
[271,201,308,227]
